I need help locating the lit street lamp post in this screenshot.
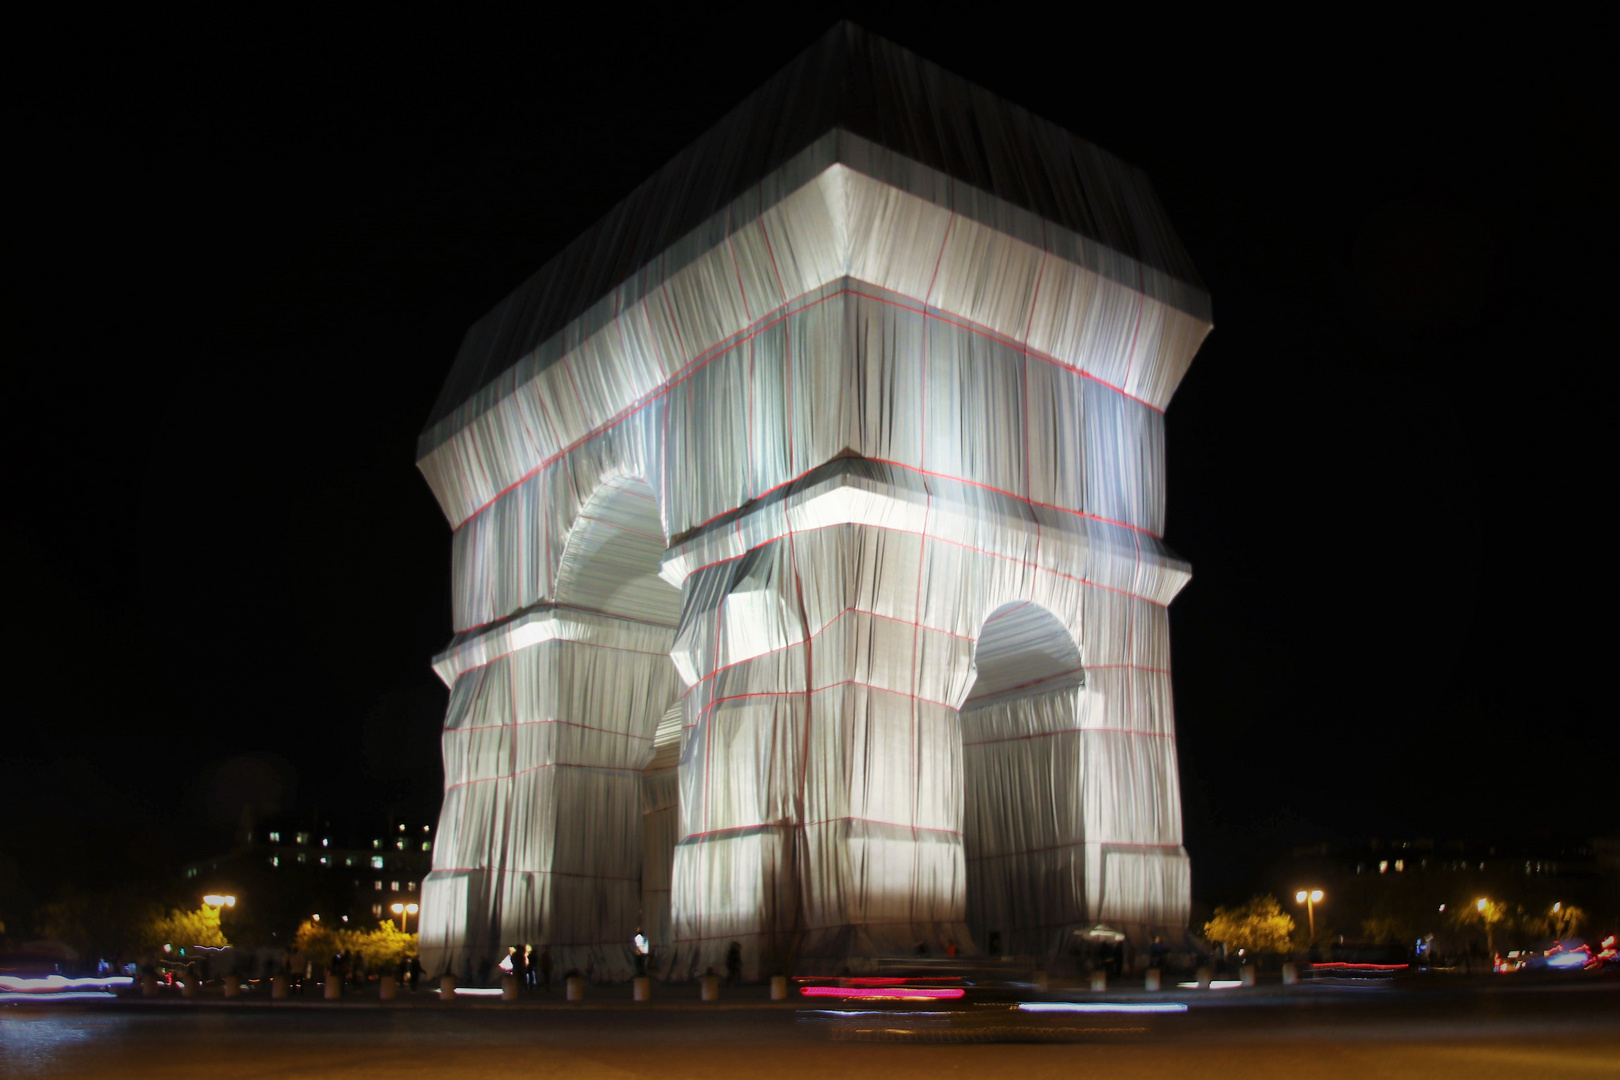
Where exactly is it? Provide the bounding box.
[391,902,419,934]
[1295,889,1324,940]
[1476,897,1500,956]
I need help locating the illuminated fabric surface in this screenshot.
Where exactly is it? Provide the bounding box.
[417,24,1208,981]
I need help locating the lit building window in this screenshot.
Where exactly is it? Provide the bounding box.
[321,838,329,848]
[391,881,400,891]
[1394,860,1404,872]
[373,840,381,849]
[271,856,279,867]
[1379,861,1389,873]
[344,857,354,867]
[423,825,430,834]
[319,857,329,866]
[407,881,416,892]
[295,832,310,845]
[395,839,405,851]
[371,856,385,869]
[297,853,307,865]
[268,831,281,843]
[372,904,382,917]
[422,842,432,852]
[398,824,406,832]
[374,881,383,891]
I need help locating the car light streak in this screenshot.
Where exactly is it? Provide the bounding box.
[0,975,135,992]
[800,986,965,1000]
[801,1009,953,1017]
[1016,1001,1188,1014]
[0,991,118,1002]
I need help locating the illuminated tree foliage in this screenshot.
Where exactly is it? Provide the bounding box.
[351,919,418,969]
[292,917,417,972]
[1544,903,1585,941]
[142,904,228,951]
[1453,897,1508,954]
[1202,895,1296,954]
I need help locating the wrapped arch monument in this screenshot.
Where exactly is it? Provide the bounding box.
[415,24,1210,982]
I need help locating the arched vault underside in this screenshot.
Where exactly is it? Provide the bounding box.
[416,25,1208,982]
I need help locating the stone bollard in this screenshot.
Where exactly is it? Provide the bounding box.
[180,977,196,999]
[1144,968,1162,992]
[633,977,651,1001]
[224,975,241,999]
[324,975,342,1000]
[566,976,585,1001]
[502,974,520,1001]
[1195,966,1213,989]
[1032,970,1049,991]
[271,975,289,999]
[770,975,789,1001]
[1090,970,1107,992]
[378,975,397,1001]
[440,974,458,1001]
[1240,965,1256,987]
[1281,963,1299,986]
[699,975,720,1002]
[142,974,158,997]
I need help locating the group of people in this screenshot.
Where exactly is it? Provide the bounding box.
[499,943,555,990]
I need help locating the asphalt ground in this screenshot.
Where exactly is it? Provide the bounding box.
[3,977,1617,1079]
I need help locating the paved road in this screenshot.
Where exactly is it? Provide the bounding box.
[4,980,1617,1078]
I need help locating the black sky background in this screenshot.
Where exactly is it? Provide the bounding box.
[5,8,1611,914]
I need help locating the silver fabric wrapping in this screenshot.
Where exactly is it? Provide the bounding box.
[417,26,1208,980]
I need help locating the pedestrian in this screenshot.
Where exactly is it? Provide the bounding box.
[523,944,536,991]
[633,930,649,978]
[538,945,553,992]
[725,941,742,987]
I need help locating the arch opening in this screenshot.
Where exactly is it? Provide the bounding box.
[553,475,681,626]
[962,601,1087,961]
[964,601,1082,706]
[550,473,684,966]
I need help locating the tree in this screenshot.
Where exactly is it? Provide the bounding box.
[1544,903,1585,941]
[1203,895,1296,955]
[38,889,162,961]
[350,920,418,970]
[292,918,339,972]
[1453,897,1507,955]
[142,904,228,952]
[1360,916,1414,945]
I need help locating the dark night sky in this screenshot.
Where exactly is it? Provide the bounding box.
[5,9,1611,909]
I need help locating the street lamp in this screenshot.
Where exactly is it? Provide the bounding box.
[391,902,419,934]
[1475,897,1501,956]
[1295,889,1324,939]
[202,894,236,908]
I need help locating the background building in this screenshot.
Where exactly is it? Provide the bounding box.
[1267,835,1620,953]
[183,815,433,941]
